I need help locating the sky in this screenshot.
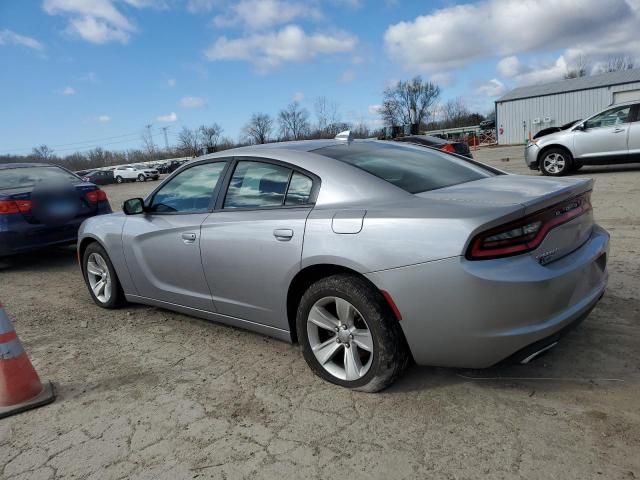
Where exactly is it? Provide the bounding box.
[1,0,639,156]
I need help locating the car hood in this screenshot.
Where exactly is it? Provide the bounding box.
[416,175,592,215]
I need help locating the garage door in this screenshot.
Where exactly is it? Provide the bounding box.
[613,89,640,104]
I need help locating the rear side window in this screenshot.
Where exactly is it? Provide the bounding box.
[285,172,313,205]
[314,142,493,194]
[224,161,291,209]
[0,166,79,190]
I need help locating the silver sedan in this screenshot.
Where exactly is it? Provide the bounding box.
[78,136,609,391]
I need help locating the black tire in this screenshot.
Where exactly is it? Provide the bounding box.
[115,176,123,184]
[138,174,146,182]
[82,242,125,309]
[296,274,409,392]
[540,148,572,176]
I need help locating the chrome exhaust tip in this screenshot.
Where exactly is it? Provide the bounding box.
[520,341,558,364]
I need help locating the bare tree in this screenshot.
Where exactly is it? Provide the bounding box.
[177,127,200,157]
[441,97,471,129]
[602,55,634,73]
[242,113,273,144]
[32,145,55,161]
[278,102,310,140]
[198,123,223,153]
[314,96,340,136]
[564,55,590,79]
[380,76,441,128]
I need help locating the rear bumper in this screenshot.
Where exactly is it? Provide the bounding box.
[525,143,540,170]
[365,225,609,368]
[0,205,111,257]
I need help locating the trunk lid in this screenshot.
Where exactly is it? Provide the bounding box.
[417,175,595,263]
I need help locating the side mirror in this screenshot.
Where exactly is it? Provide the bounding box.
[123,197,145,215]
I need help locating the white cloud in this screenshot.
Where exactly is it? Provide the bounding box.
[97,114,111,122]
[167,78,176,87]
[292,91,304,102]
[79,71,98,82]
[0,29,44,50]
[384,0,639,73]
[497,56,527,77]
[179,96,207,108]
[430,72,452,87]
[476,78,507,97]
[186,0,218,13]
[156,112,177,122]
[339,69,356,83]
[368,104,382,115]
[204,25,357,71]
[59,86,77,95]
[213,0,322,29]
[42,0,159,44]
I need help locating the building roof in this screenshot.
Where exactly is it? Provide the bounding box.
[497,68,640,103]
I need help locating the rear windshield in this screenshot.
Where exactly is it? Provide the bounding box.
[314,142,494,194]
[0,166,79,190]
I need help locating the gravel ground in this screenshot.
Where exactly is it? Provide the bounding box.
[1,146,639,480]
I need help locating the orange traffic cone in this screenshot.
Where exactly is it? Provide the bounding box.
[0,303,55,418]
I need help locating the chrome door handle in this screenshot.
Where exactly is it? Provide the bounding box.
[613,128,625,133]
[181,232,197,243]
[273,228,294,241]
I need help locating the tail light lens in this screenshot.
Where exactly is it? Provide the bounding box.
[440,143,456,154]
[467,192,592,260]
[85,189,108,203]
[0,199,32,215]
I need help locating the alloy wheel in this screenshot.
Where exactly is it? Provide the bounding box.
[307,296,374,381]
[86,253,112,303]
[543,153,566,174]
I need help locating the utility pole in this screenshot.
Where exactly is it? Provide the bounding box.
[145,124,155,152]
[162,126,169,150]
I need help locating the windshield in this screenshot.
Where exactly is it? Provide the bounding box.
[314,142,494,194]
[0,166,80,190]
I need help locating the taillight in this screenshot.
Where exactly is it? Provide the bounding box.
[466,192,592,260]
[85,189,108,203]
[440,143,456,154]
[0,199,32,215]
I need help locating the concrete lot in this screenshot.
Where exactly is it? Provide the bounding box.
[1,146,639,479]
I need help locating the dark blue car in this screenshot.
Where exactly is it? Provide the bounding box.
[0,163,112,256]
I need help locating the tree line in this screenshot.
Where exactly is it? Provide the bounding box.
[0,77,488,171]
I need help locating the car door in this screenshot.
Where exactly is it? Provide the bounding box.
[573,104,633,163]
[200,158,318,330]
[624,104,640,162]
[122,160,229,311]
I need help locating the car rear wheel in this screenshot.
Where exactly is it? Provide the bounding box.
[115,176,124,184]
[296,274,408,392]
[541,148,572,176]
[137,174,146,182]
[83,243,124,309]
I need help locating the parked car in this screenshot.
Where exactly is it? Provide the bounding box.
[78,136,608,391]
[526,101,640,175]
[0,163,112,256]
[113,165,159,183]
[479,119,496,130]
[393,134,473,158]
[82,170,115,185]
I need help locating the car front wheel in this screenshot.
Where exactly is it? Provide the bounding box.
[541,148,572,176]
[115,176,124,184]
[138,174,146,182]
[296,274,408,392]
[83,242,125,309]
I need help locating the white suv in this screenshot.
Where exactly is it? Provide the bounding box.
[525,101,639,176]
[113,165,159,183]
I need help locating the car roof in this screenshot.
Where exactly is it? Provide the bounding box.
[0,162,54,170]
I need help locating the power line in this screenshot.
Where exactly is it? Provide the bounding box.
[52,132,164,154]
[0,127,166,154]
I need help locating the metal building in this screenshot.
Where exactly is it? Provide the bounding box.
[495,69,640,144]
